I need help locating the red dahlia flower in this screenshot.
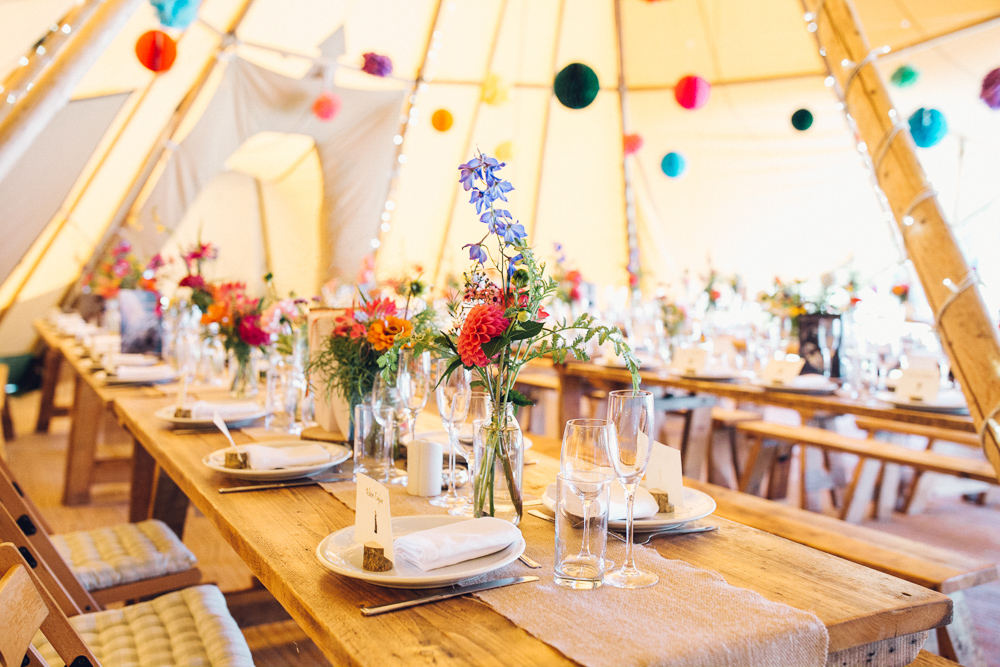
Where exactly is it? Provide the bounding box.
[457,304,509,367]
[238,315,270,346]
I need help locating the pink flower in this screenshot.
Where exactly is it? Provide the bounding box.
[111,240,132,257]
[112,258,131,278]
[179,274,206,290]
[146,253,166,272]
[457,304,509,367]
[238,314,270,347]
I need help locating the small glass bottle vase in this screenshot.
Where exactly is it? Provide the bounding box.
[230,350,258,398]
[473,404,523,525]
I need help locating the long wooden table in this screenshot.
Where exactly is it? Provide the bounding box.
[116,393,952,666]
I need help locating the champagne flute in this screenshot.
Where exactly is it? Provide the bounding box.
[372,373,406,484]
[430,362,471,511]
[455,391,492,515]
[604,389,657,589]
[397,349,431,444]
[561,419,617,569]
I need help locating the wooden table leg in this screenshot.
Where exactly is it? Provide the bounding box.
[61,377,103,506]
[149,468,189,539]
[129,438,157,523]
[35,344,63,433]
[937,590,987,667]
[557,369,584,426]
[680,405,713,480]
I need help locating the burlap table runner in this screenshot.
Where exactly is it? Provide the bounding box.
[321,481,829,667]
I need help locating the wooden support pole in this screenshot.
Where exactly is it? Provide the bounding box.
[805,0,1000,480]
[0,0,143,184]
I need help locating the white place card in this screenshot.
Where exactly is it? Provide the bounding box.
[761,357,806,385]
[643,441,686,510]
[355,473,395,562]
[895,367,940,402]
[670,348,708,375]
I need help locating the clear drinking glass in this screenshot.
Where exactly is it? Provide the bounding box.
[430,362,471,512]
[604,389,658,589]
[353,404,390,482]
[455,391,492,514]
[397,349,431,443]
[372,373,407,484]
[555,470,611,589]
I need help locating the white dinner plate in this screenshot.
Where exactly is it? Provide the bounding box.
[750,379,838,395]
[101,354,159,371]
[541,484,716,533]
[155,405,268,427]
[203,441,351,481]
[594,357,659,371]
[671,370,743,382]
[315,515,525,589]
[100,368,177,385]
[875,391,969,415]
[426,430,534,451]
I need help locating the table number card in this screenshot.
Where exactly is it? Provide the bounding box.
[670,348,708,376]
[761,357,805,385]
[895,367,940,402]
[643,441,686,511]
[355,473,395,562]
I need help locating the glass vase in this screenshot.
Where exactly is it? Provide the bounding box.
[473,403,523,525]
[230,350,258,398]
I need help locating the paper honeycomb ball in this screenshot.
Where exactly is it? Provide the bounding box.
[675,75,710,109]
[495,141,515,162]
[791,108,814,131]
[135,30,177,73]
[623,134,643,155]
[890,65,919,88]
[150,0,201,29]
[482,73,511,106]
[554,63,600,109]
[660,152,686,178]
[981,67,1000,110]
[908,108,947,148]
[311,92,341,121]
[431,109,453,132]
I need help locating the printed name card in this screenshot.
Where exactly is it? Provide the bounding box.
[895,367,940,402]
[670,348,708,375]
[355,473,394,562]
[643,441,686,510]
[761,357,805,385]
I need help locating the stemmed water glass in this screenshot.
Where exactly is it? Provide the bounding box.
[604,389,657,589]
[561,419,617,569]
[455,391,492,515]
[397,350,431,444]
[430,362,471,511]
[372,373,407,484]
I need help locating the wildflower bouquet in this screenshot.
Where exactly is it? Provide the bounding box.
[891,283,910,303]
[261,274,310,358]
[177,240,217,312]
[83,240,164,299]
[200,282,269,395]
[380,152,638,524]
[551,243,585,305]
[660,300,688,339]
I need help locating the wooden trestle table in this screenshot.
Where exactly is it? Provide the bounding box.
[115,393,951,667]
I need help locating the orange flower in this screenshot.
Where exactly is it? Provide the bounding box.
[201,303,231,326]
[367,316,413,351]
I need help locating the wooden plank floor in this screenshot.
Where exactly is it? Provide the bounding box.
[4,376,998,666]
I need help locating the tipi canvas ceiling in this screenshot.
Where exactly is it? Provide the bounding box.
[0,0,998,356]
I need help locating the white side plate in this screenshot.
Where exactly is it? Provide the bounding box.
[203,441,351,481]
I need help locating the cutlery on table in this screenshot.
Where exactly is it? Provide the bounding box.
[527,509,716,542]
[360,576,538,616]
[518,553,542,569]
[171,428,227,435]
[218,474,353,494]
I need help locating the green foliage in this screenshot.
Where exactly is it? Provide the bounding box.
[308,332,380,408]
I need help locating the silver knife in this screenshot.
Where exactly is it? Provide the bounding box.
[219,474,353,494]
[360,576,538,616]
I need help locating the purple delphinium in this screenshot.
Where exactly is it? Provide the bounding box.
[458,152,526,245]
[361,52,393,77]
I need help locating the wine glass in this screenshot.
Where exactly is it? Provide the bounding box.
[372,373,406,484]
[603,389,658,589]
[430,362,471,512]
[454,391,492,515]
[397,349,431,444]
[561,419,617,569]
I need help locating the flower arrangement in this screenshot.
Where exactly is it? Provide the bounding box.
[261,274,310,358]
[703,269,722,309]
[551,242,585,305]
[200,281,268,395]
[83,240,164,299]
[660,300,687,339]
[178,239,217,312]
[891,283,910,303]
[757,278,807,321]
[380,152,638,523]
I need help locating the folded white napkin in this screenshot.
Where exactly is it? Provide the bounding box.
[112,364,175,382]
[550,481,659,521]
[105,353,157,368]
[221,444,331,470]
[190,400,260,420]
[394,517,521,571]
[788,374,835,389]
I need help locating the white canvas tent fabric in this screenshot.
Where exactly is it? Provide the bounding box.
[0,0,997,357]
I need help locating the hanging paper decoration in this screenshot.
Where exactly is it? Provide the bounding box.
[135,30,177,73]
[150,0,201,29]
[660,152,686,177]
[623,134,643,155]
[981,67,1000,110]
[554,63,600,109]
[495,141,515,162]
[431,109,453,132]
[312,91,341,121]
[675,75,710,110]
[890,65,919,88]
[361,52,393,77]
[482,73,511,106]
[791,109,813,131]
[907,108,947,148]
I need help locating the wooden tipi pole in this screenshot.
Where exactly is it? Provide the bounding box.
[0,0,143,184]
[804,0,1000,479]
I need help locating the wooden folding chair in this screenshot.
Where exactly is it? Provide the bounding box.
[0,456,201,609]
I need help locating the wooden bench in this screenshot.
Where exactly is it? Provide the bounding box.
[687,478,997,667]
[707,407,760,487]
[736,421,997,521]
[910,650,964,666]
